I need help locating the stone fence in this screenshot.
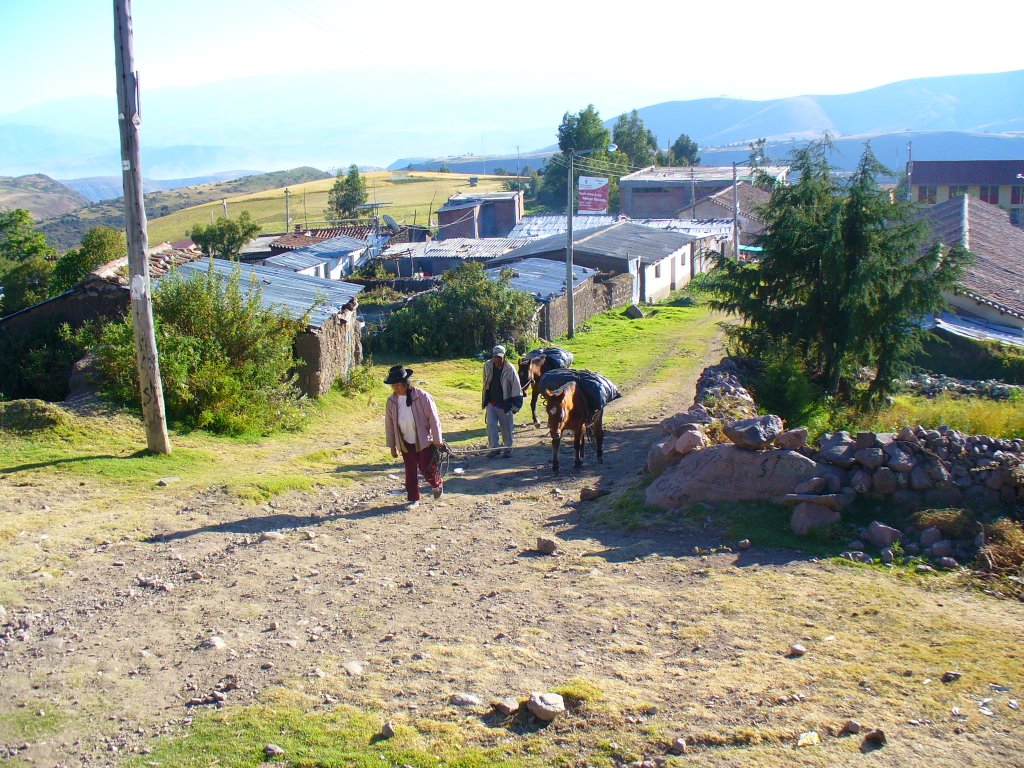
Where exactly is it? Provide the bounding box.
[644,357,1024,568]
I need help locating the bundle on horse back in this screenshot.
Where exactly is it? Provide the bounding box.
[538,368,620,474]
[518,347,575,426]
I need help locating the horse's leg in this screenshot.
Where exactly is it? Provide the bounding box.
[574,428,584,469]
[531,385,541,427]
[594,410,604,464]
[551,432,560,474]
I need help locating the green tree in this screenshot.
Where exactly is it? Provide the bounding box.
[378,262,537,357]
[670,133,700,165]
[540,105,622,210]
[612,110,657,168]
[326,164,368,222]
[747,137,769,168]
[51,226,126,293]
[1,256,54,315]
[188,211,261,260]
[704,140,971,405]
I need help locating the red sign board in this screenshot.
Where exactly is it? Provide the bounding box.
[578,176,610,214]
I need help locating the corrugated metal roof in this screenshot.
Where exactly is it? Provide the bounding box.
[171,260,362,330]
[486,257,596,301]
[263,251,329,271]
[240,234,280,256]
[910,160,1024,186]
[621,165,789,184]
[381,237,529,260]
[287,233,369,260]
[508,215,616,238]
[493,222,695,266]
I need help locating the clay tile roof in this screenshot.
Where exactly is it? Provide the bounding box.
[87,242,204,287]
[701,182,772,222]
[918,196,1024,319]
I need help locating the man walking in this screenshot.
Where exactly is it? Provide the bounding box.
[384,365,444,507]
[482,345,523,458]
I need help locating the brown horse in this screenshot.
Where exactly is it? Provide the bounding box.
[543,380,605,475]
[518,348,573,427]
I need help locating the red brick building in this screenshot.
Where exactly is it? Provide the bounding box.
[435,191,524,240]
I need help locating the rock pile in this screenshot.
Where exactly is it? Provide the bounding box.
[646,359,1024,553]
[901,373,1021,401]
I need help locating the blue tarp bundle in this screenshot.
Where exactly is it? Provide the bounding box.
[538,368,621,411]
[525,347,574,369]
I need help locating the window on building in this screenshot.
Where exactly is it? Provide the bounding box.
[1012,185,1023,206]
[917,185,936,204]
[948,185,968,198]
[654,263,661,279]
[980,185,1000,204]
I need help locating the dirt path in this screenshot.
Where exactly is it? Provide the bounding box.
[3,335,1024,767]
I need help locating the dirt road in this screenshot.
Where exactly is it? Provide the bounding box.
[2,344,1024,767]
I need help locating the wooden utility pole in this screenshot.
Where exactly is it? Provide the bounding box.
[732,162,739,260]
[113,0,172,454]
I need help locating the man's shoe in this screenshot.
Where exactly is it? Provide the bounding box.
[432,485,443,499]
[487,450,501,459]
[502,449,512,458]
[406,500,421,509]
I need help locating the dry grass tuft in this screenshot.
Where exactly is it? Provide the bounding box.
[977,518,1024,576]
[911,508,981,539]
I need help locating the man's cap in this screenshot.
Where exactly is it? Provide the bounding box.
[492,345,506,357]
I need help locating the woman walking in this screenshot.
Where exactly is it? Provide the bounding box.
[383,365,444,508]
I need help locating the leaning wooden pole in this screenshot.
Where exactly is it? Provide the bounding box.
[113,0,172,454]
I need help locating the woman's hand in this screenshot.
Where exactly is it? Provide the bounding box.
[391,446,399,458]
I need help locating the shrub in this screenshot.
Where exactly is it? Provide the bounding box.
[85,261,308,436]
[334,357,377,396]
[977,518,1024,578]
[374,262,537,357]
[912,508,981,539]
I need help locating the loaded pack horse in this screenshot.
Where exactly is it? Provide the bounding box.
[538,368,620,474]
[518,347,574,427]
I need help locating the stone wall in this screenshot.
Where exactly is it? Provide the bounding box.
[293,302,362,397]
[645,357,1024,566]
[541,273,633,339]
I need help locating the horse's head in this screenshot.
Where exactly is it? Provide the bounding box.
[543,380,575,435]
[518,355,546,393]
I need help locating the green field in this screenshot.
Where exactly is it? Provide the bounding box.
[146,172,513,244]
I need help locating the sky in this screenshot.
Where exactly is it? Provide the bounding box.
[0,0,1022,173]
[3,0,1022,113]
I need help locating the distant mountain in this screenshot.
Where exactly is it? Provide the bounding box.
[399,71,1024,177]
[615,70,1024,149]
[63,171,264,204]
[0,174,90,219]
[38,166,330,252]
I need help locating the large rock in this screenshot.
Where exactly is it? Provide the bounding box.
[723,415,784,451]
[791,503,841,536]
[885,443,917,472]
[850,469,873,494]
[775,428,809,450]
[865,521,903,548]
[854,447,885,471]
[646,445,829,508]
[816,431,857,468]
[661,409,712,436]
[871,467,898,495]
[647,439,678,478]
[527,692,566,721]
[675,429,709,456]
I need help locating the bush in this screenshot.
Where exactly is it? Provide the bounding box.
[85,261,308,436]
[912,508,981,539]
[914,329,1024,385]
[977,518,1024,580]
[334,358,377,396]
[374,262,537,357]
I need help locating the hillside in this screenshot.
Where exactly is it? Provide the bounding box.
[144,171,511,244]
[62,170,263,203]
[0,174,90,219]
[37,166,331,252]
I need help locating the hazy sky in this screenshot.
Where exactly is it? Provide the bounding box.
[3,0,1022,116]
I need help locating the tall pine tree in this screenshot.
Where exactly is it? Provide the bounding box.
[705,140,971,405]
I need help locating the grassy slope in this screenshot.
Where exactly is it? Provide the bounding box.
[145,172,511,244]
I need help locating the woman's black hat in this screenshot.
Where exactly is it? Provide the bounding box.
[383,365,413,385]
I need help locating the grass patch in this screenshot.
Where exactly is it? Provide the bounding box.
[550,679,607,708]
[124,703,531,768]
[911,508,982,539]
[704,500,848,557]
[0,705,68,743]
[595,486,670,530]
[860,393,1024,439]
[233,474,325,502]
